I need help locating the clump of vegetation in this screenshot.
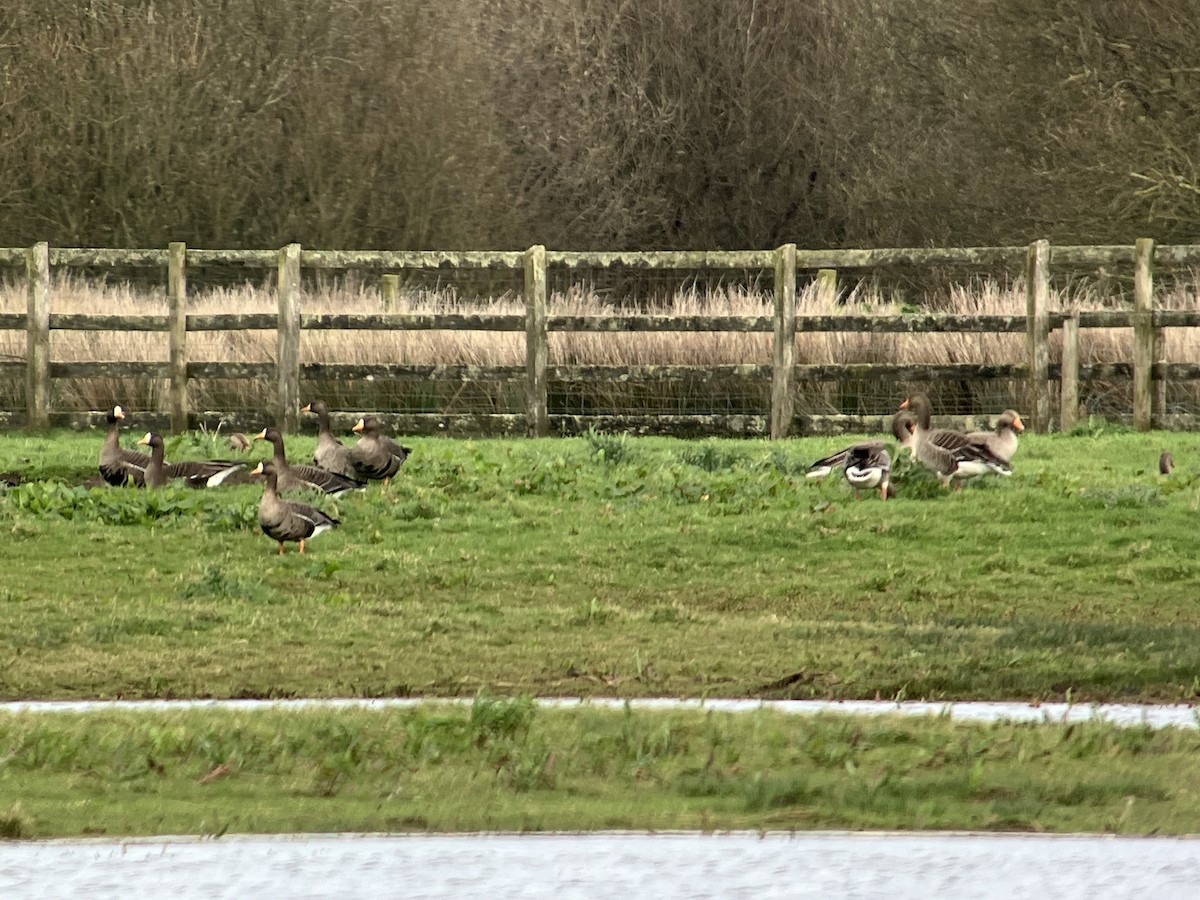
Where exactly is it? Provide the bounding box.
[0,803,31,840]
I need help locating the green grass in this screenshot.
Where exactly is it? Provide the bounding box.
[5,427,1200,839]
[1,426,1199,703]
[4,700,1200,838]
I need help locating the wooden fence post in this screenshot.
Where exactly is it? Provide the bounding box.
[25,242,50,430]
[1154,321,1167,423]
[1132,237,1155,431]
[167,241,189,432]
[1025,239,1051,432]
[1060,310,1080,432]
[771,243,797,439]
[524,244,549,437]
[277,243,302,432]
[380,274,399,312]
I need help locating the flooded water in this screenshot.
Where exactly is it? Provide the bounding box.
[3,832,1198,899]
[4,696,1199,730]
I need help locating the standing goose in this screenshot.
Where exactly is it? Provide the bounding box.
[348,416,411,486]
[806,411,914,500]
[98,405,153,486]
[901,393,1024,462]
[301,400,358,479]
[250,461,339,555]
[135,432,246,488]
[964,409,1024,463]
[899,399,1011,489]
[253,427,363,495]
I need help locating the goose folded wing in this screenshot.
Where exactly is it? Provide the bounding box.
[950,442,1012,476]
[286,462,364,495]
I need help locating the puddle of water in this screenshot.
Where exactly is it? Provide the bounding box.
[2,697,1197,730]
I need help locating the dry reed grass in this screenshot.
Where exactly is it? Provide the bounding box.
[1,271,1198,419]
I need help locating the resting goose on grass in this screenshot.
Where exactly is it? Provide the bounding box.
[348,416,411,486]
[250,461,339,555]
[253,427,364,496]
[135,432,246,488]
[301,400,358,480]
[806,411,914,500]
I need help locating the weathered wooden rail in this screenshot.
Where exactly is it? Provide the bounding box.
[2,239,1199,436]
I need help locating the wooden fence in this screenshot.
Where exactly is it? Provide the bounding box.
[2,239,1200,437]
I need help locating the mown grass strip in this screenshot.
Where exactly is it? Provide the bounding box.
[2,700,1199,839]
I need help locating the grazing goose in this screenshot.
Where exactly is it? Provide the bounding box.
[806,411,914,500]
[98,405,153,486]
[301,400,358,479]
[250,461,339,555]
[900,406,1011,489]
[136,432,246,488]
[348,416,411,486]
[253,427,363,495]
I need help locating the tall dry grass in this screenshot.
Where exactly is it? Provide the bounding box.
[1,272,1198,419]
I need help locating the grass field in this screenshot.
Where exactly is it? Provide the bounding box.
[1,423,1198,704]
[4,423,1200,838]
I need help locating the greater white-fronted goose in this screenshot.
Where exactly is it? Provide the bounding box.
[965,409,1024,463]
[899,399,1011,489]
[301,400,358,480]
[98,405,152,486]
[250,461,339,555]
[1160,450,1175,475]
[901,393,1024,463]
[806,411,914,500]
[135,432,246,488]
[348,416,411,486]
[253,427,363,495]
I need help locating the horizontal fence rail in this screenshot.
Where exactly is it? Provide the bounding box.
[2,240,1200,436]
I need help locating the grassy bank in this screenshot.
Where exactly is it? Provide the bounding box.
[4,700,1200,839]
[1,425,1199,704]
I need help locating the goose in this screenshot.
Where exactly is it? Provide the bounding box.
[98,405,153,486]
[253,427,363,495]
[965,409,1024,463]
[899,404,1011,489]
[250,461,339,555]
[301,400,358,480]
[135,432,246,488]
[901,393,1024,463]
[806,411,914,500]
[348,416,411,486]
